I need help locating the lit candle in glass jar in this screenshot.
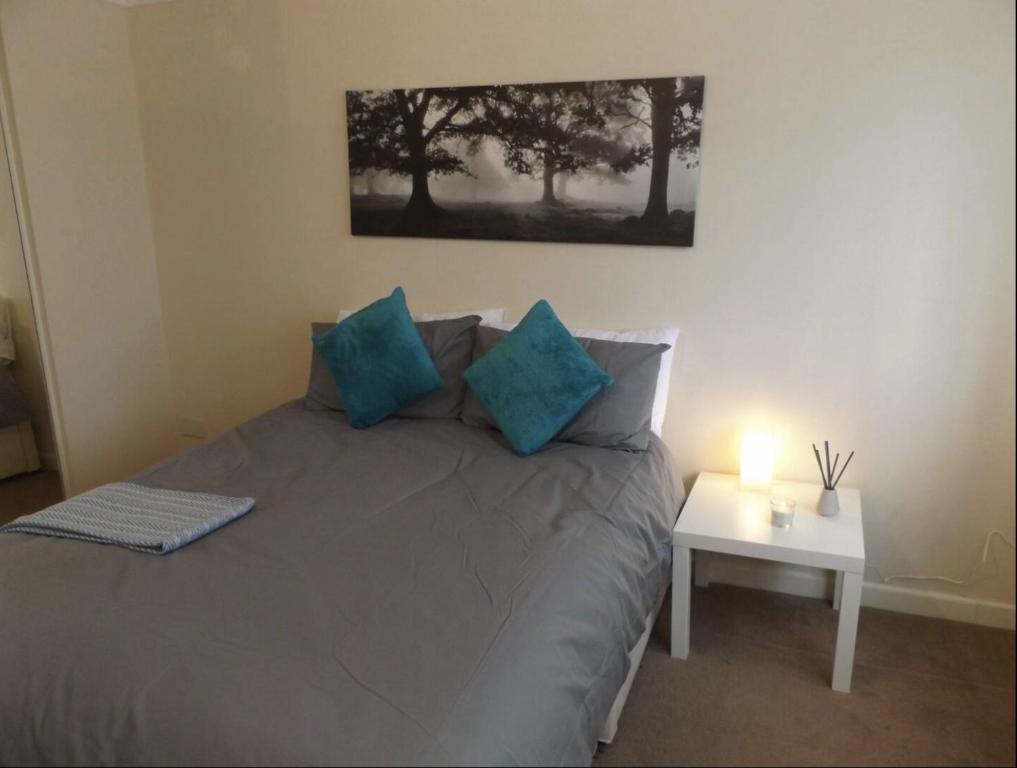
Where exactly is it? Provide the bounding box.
[770,497,796,528]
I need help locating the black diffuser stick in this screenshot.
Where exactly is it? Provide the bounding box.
[831,451,855,489]
[812,444,828,489]
[829,453,840,486]
[824,441,833,488]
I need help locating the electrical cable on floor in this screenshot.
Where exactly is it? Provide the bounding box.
[865,529,1016,587]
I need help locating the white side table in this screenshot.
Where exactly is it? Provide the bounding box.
[671,472,866,692]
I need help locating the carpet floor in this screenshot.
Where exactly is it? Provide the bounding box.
[596,584,1015,767]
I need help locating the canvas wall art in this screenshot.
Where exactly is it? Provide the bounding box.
[345,76,705,246]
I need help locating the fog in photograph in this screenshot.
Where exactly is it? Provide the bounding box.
[346,77,704,247]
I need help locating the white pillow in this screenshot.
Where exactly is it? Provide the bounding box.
[482,319,679,436]
[337,307,505,324]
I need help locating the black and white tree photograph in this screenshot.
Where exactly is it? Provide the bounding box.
[345,76,705,247]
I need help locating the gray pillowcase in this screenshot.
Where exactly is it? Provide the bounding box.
[307,315,480,420]
[461,326,668,451]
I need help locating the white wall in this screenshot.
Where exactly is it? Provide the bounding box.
[5,0,1009,622]
[0,0,180,494]
[123,0,1015,622]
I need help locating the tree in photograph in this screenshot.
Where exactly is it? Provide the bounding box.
[346,90,394,194]
[345,87,488,221]
[610,77,704,226]
[550,131,649,201]
[480,83,613,205]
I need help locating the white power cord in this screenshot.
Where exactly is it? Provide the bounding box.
[865,529,1016,587]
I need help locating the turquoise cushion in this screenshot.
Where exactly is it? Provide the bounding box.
[311,287,443,428]
[463,300,612,455]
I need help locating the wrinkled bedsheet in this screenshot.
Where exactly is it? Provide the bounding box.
[0,401,683,766]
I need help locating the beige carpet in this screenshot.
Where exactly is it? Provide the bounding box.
[0,469,63,525]
[596,584,1015,767]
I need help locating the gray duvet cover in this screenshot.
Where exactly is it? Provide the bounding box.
[0,401,683,766]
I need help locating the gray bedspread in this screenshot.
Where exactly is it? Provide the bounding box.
[0,401,683,766]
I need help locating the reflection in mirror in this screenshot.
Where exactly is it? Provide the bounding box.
[0,111,62,523]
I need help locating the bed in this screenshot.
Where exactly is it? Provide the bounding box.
[0,398,683,765]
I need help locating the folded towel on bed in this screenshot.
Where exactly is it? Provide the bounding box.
[0,482,255,554]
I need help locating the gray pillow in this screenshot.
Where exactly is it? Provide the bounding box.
[307,315,480,420]
[461,326,668,451]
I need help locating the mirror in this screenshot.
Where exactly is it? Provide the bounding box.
[0,109,63,522]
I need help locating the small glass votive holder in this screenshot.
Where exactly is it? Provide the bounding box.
[770,497,796,528]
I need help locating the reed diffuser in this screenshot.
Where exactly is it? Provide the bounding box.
[812,441,854,517]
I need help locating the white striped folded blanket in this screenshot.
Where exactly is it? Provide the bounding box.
[0,482,255,554]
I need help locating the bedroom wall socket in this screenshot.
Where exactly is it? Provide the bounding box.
[178,417,207,439]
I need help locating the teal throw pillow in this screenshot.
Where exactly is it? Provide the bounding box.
[311,287,442,428]
[462,299,612,455]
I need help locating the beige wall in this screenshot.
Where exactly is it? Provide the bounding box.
[11,0,1009,617]
[127,0,1016,619]
[0,0,180,494]
[1,112,56,466]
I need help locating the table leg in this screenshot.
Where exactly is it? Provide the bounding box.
[833,570,844,611]
[832,571,862,692]
[694,550,710,588]
[671,545,691,659]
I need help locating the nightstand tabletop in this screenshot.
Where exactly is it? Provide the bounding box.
[673,472,865,574]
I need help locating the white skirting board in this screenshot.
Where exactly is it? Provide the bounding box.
[599,578,669,744]
[698,552,1015,630]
